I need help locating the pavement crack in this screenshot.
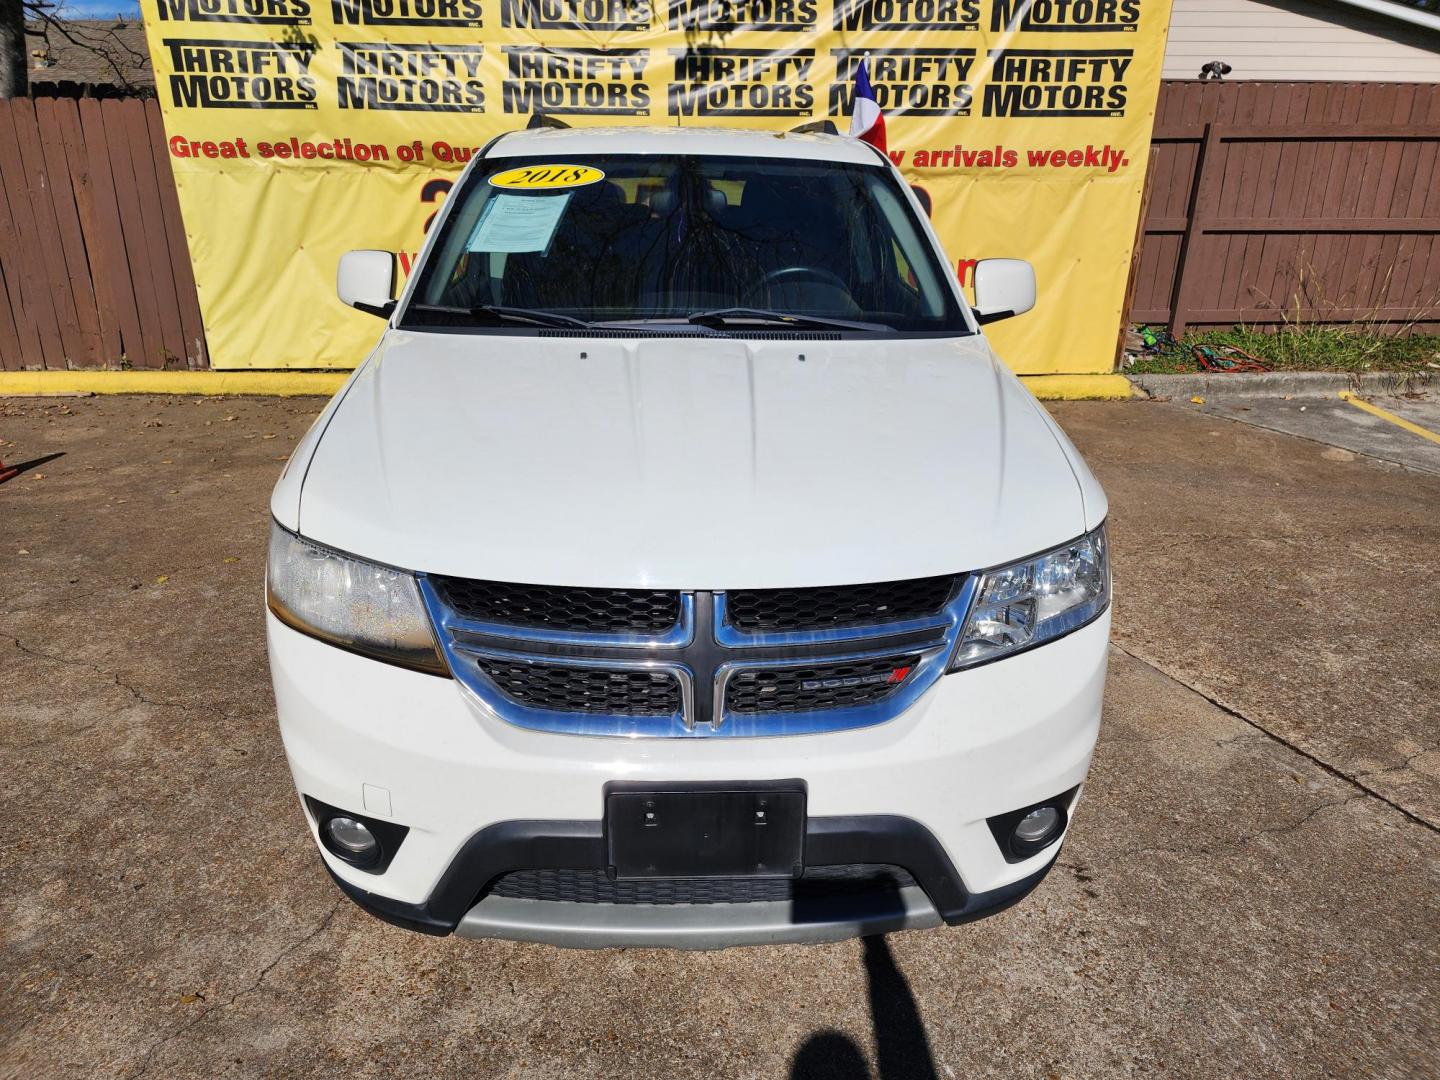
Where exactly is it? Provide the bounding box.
[1110,642,1440,837]
[241,896,345,995]
[0,584,112,616]
[1242,793,1367,842]
[1117,794,1367,861]
[4,635,241,729]
[1355,744,1438,780]
[124,898,345,1080]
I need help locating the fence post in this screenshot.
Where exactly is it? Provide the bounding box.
[1115,144,1161,367]
[1168,122,1224,339]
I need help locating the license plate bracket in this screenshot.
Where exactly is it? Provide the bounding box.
[604,782,806,880]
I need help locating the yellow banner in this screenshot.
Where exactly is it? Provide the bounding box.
[142,0,1172,371]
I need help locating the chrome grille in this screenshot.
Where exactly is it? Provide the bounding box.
[422,577,975,738]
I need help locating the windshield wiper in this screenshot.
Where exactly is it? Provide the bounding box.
[408,303,592,329]
[685,308,890,332]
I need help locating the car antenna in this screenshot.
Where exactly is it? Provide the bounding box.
[526,113,570,131]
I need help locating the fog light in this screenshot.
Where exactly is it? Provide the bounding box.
[1014,806,1061,845]
[986,787,1077,863]
[304,796,408,875]
[323,816,379,866]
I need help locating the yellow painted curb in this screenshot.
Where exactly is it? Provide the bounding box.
[0,371,348,397]
[1019,374,1138,400]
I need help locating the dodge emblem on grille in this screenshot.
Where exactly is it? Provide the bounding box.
[800,665,913,692]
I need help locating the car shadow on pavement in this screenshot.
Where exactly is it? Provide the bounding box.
[790,935,939,1080]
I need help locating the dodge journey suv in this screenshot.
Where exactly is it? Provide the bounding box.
[266,125,1110,948]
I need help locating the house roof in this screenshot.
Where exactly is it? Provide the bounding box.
[1325,0,1440,32]
[24,19,153,92]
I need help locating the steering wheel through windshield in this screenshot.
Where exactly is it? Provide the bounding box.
[741,266,849,304]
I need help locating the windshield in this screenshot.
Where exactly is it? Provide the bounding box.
[404,153,968,334]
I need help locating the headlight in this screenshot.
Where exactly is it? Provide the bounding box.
[266,521,448,676]
[950,525,1109,671]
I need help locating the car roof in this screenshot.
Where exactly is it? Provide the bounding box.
[487,125,889,166]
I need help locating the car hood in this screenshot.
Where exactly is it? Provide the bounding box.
[294,330,1088,588]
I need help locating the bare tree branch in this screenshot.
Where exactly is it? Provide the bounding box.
[20,0,150,94]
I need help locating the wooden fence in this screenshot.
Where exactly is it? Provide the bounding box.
[0,97,206,371]
[1132,80,1440,337]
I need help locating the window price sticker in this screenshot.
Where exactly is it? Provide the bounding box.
[466,192,573,254]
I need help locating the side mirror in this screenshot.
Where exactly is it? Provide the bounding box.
[971,259,1035,325]
[337,250,397,318]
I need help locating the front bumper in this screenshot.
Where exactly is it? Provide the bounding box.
[268,608,1108,947]
[320,812,1061,946]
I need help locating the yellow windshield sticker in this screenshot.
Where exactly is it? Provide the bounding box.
[489,164,605,190]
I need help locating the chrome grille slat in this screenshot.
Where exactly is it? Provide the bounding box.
[725,654,923,715]
[475,657,682,716]
[431,577,681,635]
[724,577,958,634]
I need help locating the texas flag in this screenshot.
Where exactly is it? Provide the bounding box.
[848,56,886,153]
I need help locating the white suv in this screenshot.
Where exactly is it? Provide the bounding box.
[266,125,1110,948]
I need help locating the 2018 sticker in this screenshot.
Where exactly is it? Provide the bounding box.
[489,164,605,190]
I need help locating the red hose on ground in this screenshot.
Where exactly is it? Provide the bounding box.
[1191,343,1269,373]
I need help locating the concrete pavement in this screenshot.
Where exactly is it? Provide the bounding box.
[1132,373,1440,476]
[1,394,1436,1079]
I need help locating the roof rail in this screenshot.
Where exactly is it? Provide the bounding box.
[526,113,571,131]
[788,120,839,136]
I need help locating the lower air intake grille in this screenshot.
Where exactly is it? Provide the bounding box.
[475,658,680,715]
[725,576,959,633]
[431,577,680,634]
[725,654,922,715]
[486,865,916,905]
